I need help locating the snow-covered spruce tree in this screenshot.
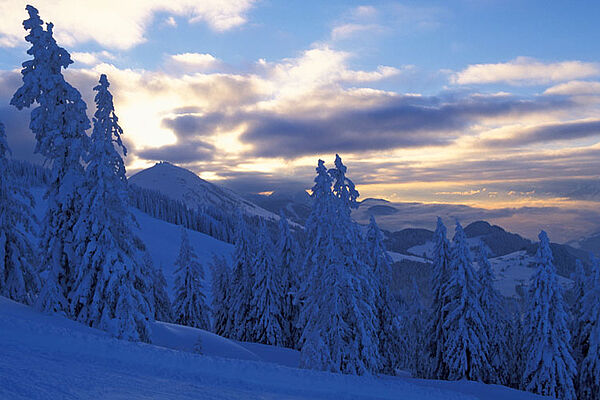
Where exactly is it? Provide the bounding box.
[296,159,335,348]
[228,212,255,341]
[522,231,576,400]
[276,210,300,348]
[70,74,152,341]
[476,241,508,384]
[249,220,285,345]
[443,222,492,382]
[570,259,587,368]
[402,277,428,377]
[577,255,600,400]
[172,228,211,330]
[299,156,380,375]
[505,308,525,389]
[151,259,173,323]
[0,121,40,304]
[11,6,90,314]
[210,254,231,336]
[366,215,403,375]
[426,217,451,379]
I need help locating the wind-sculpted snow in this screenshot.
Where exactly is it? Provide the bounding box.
[1,296,550,400]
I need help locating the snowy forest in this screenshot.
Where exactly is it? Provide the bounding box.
[1,5,599,400]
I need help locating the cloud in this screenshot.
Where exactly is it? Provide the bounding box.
[331,23,383,41]
[482,119,600,148]
[0,0,256,49]
[544,80,600,96]
[137,140,215,163]
[238,94,572,158]
[451,57,600,86]
[71,51,115,66]
[168,53,220,71]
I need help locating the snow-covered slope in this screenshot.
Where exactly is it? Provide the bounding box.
[0,296,548,400]
[31,187,234,296]
[129,161,280,221]
[132,207,233,294]
[401,242,574,298]
[485,250,573,298]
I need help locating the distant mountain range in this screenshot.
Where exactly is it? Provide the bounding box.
[385,220,591,280]
[128,162,597,277]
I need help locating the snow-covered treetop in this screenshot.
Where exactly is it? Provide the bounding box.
[535,230,554,268]
[93,74,126,154]
[330,154,359,213]
[451,222,472,264]
[12,5,74,109]
[11,4,90,161]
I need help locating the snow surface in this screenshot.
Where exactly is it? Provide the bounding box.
[388,251,429,264]
[1,295,549,399]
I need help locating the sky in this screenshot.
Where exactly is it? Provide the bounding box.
[0,0,599,241]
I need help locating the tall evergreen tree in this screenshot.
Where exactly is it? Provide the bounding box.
[228,213,255,340]
[172,229,211,330]
[476,241,508,384]
[275,211,300,348]
[402,277,427,377]
[151,260,173,323]
[522,231,576,400]
[11,6,90,314]
[70,74,152,341]
[366,215,403,375]
[442,222,492,382]
[0,121,40,304]
[210,254,231,336]
[249,220,285,345]
[505,306,525,389]
[570,259,587,368]
[577,255,600,400]
[426,217,451,379]
[299,156,380,375]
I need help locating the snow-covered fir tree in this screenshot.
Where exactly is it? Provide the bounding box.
[275,210,300,348]
[522,231,576,400]
[228,213,255,341]
[505,307,525,390]
[476,241,508,384]
[11,6,90,315]
[299,156,380,375]
[365,215,403,375]
[402,277,427,377]
[443,222,492,382]
[576,255,600,400]
[150,259,173,323]
[426,217,451,379]
[0,121,40,304]
[210,254,231,336]
[70,74,152,341]
[249,220,285,345]
[570,259,587,368]
[172,228,211,330]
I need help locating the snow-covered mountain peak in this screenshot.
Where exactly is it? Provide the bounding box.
[129,162,280,221]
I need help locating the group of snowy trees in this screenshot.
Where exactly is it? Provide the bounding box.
[210,211,299,347]
[408,218,600,400]
[2,7,599,399]
[198,156,403,375]
[2,6,154,341]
